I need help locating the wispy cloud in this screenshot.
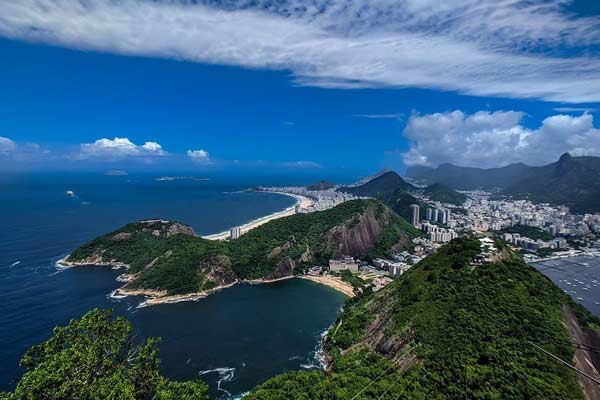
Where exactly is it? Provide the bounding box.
[353,113,404,120]
[0,136,16,154]
[282,160,322,169]
[0,136,50,161]
[1,1,599,102]
[401,110,600,168]
[553,107,598,113]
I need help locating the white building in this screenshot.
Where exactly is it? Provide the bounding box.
[229,226,242,240]
[329,256,359,272]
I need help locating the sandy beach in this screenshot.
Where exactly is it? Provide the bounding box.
[203,191,314,240]
[299,275,356,298]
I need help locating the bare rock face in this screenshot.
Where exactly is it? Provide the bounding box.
[199,255,237,289]
[166,222,196,237]
[268,238,295,259]
[135,220,197,238]
[267,257,296,280]
[112,232,132,241]
[325,205,399,258]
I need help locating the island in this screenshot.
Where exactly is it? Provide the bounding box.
[59,199,421,305]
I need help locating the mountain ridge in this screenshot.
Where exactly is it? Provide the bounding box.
[405,153,600,212]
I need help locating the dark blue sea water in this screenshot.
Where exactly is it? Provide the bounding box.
[531,256,600,317]
[0,173,347,398]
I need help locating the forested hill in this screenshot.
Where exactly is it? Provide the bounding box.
[339,171,414,197]
[421,182,468,205]
[64,200,420,296]
[246,238,600,399]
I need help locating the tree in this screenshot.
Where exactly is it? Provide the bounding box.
[2,309,209,400]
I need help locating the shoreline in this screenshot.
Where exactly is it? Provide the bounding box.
[202,191,314,241]
[299,275,356,298]
[57,257,354,305]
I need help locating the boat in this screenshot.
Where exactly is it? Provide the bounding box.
[66,190,75,196]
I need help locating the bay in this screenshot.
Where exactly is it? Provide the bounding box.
[0,172,347,398]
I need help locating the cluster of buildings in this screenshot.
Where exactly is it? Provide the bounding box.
[256,186,360,212]
[456,194,597,236]
[448,193,600,250]
[501,232,568,251]
[326,250,424,283]
[408,203,459,244]
[421,222,459,243]
[425,207,452,225]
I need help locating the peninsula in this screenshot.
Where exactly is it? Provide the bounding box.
[60,199,420,304]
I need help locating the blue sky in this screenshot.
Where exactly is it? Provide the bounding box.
[0,0,599,179]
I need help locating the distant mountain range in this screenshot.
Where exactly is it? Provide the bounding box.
[339,171,466,220]
[405,153,600,213]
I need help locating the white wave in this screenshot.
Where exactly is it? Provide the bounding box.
[227,391,250,400]
[301,327,330,370]
[136,300,150,309]
[116,274,129,282]
[108,289,127,300]
[9,260,21,267]
[198,367,236,395]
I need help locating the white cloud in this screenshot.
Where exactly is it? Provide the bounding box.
[0,136,16,154]
[187,149,211,164]
[401,111,600,168]
[1,0,600,102]
[79,137,166,159]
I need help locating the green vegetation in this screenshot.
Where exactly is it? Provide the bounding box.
[422,182,467,205]
[375,189,427,222]
[245,238,598,399]
[497,224,554,241]
[67,200,420,296]
[335,269,366,292]
[0,309,208,400]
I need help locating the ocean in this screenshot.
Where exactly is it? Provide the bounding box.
[0,172,347,398]
[531,255,600,317]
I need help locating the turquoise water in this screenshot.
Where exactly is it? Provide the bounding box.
[0,173,347,398]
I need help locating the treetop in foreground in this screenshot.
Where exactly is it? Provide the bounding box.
[1,309,209,400]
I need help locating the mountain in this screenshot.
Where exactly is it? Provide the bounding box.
[422,182,468,205]
[375,189,427,221]
[405,154,600,212]
[245,239,600,399]
[306,180,334,191]
[406,162,531,190]
[63,200,420,298]
[501,153,600,213]
[339,171,414,197]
